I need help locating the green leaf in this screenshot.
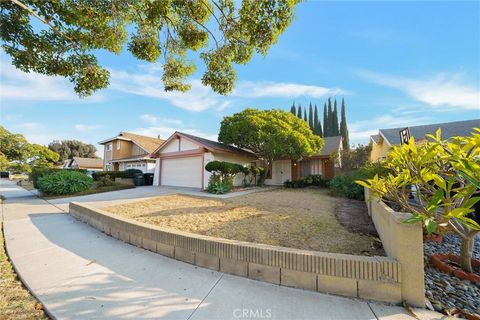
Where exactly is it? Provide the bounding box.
[403,215,423,224]
[425,219,437,235]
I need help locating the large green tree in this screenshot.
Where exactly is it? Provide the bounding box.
[340,98,349,150]
[0,126,59,172]
[48,140,98,162]
[297,104,302,119]
[218,108,323,178]
[1,0,300,97]
[327,98,333,137]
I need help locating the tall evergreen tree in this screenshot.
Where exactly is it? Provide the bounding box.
[303,108,307,122]
[313,104,323,137]
[340,98,350,150]
[290,102,296,115]
[333,99,340,135]
[308,102,314,129]
[327,98,333,137]
[297,104,302,119]
[323,103,328,137]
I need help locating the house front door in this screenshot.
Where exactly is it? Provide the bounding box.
[274,160,292,184]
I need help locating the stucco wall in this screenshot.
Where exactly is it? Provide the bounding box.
[364,188,425,307]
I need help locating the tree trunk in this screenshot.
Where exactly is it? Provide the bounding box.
[460,233,477,273]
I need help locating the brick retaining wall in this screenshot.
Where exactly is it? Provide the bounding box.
[70,201,403,304]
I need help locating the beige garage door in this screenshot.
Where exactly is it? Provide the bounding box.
[161,157,202,188]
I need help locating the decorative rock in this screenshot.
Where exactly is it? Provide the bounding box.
[424,233,480,317]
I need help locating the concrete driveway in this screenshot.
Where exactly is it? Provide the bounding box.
[1,179,443,320]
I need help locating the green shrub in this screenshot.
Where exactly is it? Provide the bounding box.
[95,174,115,187]
[284,174,328,188]
[92,169,143,181]
[206,175,233,194]
[37,170,93,195]
[328,174,364,200]
[31,167,87,188]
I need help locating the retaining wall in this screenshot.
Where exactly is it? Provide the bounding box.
[70,201,404,304]
[364,188,425,307]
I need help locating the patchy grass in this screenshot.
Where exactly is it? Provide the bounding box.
[0,222,49,319]
[41,183,135,200]
[104,188,383,255]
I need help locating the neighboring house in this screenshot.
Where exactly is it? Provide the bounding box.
[151,132,342,189]
[369,119,480,161]
[99,132,164,173]
[63,157,104,172]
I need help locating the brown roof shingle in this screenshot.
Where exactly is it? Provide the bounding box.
[118,132,164,153]
[72,157,103,169]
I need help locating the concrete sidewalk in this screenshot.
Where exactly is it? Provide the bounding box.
[0,179,445,320]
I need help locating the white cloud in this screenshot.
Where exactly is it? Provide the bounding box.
[0,56,104,102]
[139,114,183,126]
[109,64,345,112]
[109,70,231,112]
[232,81,345,98]
[358,70,480,110]
[74,124,99,132]
[348,114,430,145]
[15,122,43,131]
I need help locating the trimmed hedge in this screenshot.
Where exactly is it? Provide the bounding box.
[37,170,93,195]
[31,167,87,188]
[92,169,143,181]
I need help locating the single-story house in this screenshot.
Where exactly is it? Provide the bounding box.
[98,132,164,173]
[151,132,343,189]
[63,157,104,172]
[151,132,257,188]
[369,119,480,161]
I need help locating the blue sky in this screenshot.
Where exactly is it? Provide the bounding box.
[1,1,479,154]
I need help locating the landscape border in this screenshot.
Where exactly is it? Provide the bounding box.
[69,199,422,305]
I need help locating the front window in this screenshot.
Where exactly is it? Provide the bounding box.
[106,143,112,151]
[116,141,121,150]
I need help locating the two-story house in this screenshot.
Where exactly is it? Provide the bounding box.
[98,132,164,173]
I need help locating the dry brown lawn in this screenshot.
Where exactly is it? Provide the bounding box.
[103,188,382,255]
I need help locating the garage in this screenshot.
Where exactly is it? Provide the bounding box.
[161,156,202,188]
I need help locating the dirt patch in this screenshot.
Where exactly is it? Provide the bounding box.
[103,188,384,256]
[335,199,380,237]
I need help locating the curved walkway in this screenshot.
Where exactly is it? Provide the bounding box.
[0,179,443,320]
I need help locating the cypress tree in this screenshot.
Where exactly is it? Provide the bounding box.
[333,99,340,135]
[308,102,314,129]
[340,98,350,150]
[297,104,302,119]
[314,104,323,137]
[327,98,333,137]
[303,108,307,122]
[323,103,328,137]
[290,102,296,115]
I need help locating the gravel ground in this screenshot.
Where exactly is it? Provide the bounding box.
[424,234,480,317]
[103,188,384,255]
